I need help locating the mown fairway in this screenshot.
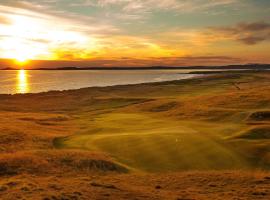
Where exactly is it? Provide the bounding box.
[58,113,249,171]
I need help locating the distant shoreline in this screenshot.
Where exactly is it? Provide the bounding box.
[2,70,268,95]
[0,70,201,95]
[1,64,270,71]
[0,68,269,95]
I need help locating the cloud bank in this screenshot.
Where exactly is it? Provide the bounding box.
[0,0,269,66]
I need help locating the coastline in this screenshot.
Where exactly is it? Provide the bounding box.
[0,70,201,95]
[1,68,268,95]
[4,69,251,96]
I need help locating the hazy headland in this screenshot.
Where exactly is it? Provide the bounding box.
[0,70,270,199]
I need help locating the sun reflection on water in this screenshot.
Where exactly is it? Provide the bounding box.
[16,70,29,94]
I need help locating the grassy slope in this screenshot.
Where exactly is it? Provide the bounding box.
[0,71,270,199]
[51,72,270,172]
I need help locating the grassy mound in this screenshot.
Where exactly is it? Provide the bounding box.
[233,126,270,140]
[0,150,128,176]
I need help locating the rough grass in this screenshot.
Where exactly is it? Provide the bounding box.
[0,150,128,176]
[1,170,270,200]
[233,126,270,140]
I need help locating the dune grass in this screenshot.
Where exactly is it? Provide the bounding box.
[1,71,270,173]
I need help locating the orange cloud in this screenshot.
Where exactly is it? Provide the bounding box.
[0,15,11,25]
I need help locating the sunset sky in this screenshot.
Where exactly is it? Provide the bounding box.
[0,0,269,68]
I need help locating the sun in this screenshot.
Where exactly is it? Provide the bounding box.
[15,58,28,66]
[14,55,29,65]
[16,56,28,63]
